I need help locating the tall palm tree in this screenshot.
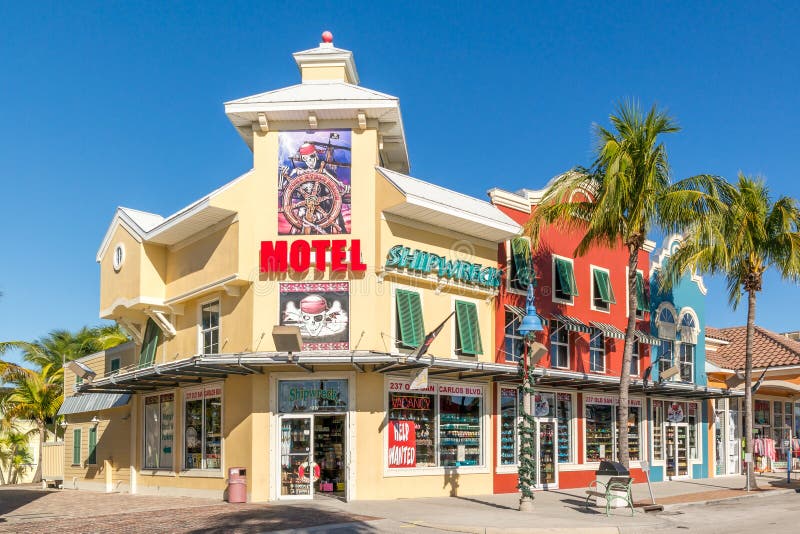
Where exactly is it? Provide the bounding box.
[663,174,800,488]
[526,101,727,467]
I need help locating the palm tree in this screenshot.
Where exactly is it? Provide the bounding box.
[526,101,727,467]
[663,174,800,488]
[0,429,33,484]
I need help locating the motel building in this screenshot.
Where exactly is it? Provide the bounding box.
[60,35,739,502]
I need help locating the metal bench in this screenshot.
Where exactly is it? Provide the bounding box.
[584,475,635,517]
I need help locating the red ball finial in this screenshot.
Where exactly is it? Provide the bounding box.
[321,31,333,43]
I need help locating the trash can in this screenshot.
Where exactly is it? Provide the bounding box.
[227,467,247,503]
[594,460,630,508]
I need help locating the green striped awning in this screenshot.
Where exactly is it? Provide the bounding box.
[590,321,625,339]
[504,304,526,319]
[551,314,591,334]
[635,330,661,345]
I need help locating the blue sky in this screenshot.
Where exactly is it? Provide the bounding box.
[2,1,799,365]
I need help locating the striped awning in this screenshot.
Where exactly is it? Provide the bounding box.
[635,330,661,346]
[504,304,526,319]
[590,321,625,339]
[57,393,131,416]
[551,314,591,334]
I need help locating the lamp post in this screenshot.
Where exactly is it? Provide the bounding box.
[517,279,544,511]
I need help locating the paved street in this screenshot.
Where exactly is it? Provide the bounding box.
[0,476,798,533]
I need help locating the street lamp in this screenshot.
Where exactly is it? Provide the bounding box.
[517,279,546,511]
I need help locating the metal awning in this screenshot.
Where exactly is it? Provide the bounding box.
[57,393,131,416]
[635,330,661,346]
[504,304,526,319]
[551,314,591,334]
[590,321,625,339]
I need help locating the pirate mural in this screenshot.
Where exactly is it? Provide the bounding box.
[278,129,352,235]
[279,282,350,350]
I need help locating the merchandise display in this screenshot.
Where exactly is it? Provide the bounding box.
[500,388,517,465]
[538,422,556,484]
[556,393,571,463]
[314,415,346,498]
[440,395,481,467]
[585,404,613,462]
[388,393,436,467]
[280,418,311,496]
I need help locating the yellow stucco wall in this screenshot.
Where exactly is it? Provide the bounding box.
[99,225,143,314]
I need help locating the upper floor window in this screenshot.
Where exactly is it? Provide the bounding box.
[634,271,648,319]
[550,320,569,369]
[591,267,615,312]
[630,340,640,376]
[679,343,694,382]
[553,257,578,303]
[659,339,674,375]
[201,301,220,355]
[504,310,524,363]
[679,312,698,344]
[110,357,121,373]
[508,238,533,292]
[396,289,424,349]
[455,300,483,356]
[139,318,161,367]
[656,303,677,340]
[589,328,605,373]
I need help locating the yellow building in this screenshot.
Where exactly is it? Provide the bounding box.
[63,34,522,501]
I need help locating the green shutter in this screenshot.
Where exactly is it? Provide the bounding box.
[396,290,425,348]
[511,238,532,289]
[635,272,647,312]
[593,269,615,304]
[139,318,161,368]
[110,358,120,372]
[88,427,97,465]
[455,301,483,355]
[555,258,578,296]
[73,429,81,465]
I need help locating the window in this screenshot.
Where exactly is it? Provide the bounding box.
[201,301,220,355]
[139,318,161,368]
[144,393,175,470]
[455,300,482,356]
[589,328,605,372]
[508,238,533,292]
[625,407,642,461]
[634,271,648,318]
[184,385,222,470]
[88,427,97,465]
[549,320,569,369]
[110,357,121,373]
[679,312,698,344]
[76,374,82,386]
[659,339,674,375]
[112,243,125,271]
[630,340,640,375]
[656,304,677,340]
[504,311,524,363]
[585,396,642,462]
[652,401,664,460]
[499,387,518,465]
[679,343,694,382]
[440,393,481,466]
[553,257,578,302]
[388,390,436,467]
[687,402,699,459]
[591,268,615,311]
[72,428,82,465]
[396,289,424,348]
[556,392,573,463]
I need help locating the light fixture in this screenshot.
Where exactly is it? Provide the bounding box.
[59,421,69,429]
[66,361,97,382]
[518,283,544,336]
[272,325,303,356]
[90,416,100,426]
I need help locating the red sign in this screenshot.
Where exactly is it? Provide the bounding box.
[260,239,367,273]
[388,420,416,468]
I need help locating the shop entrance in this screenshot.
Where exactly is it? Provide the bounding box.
[534,419,558,489]
[279,413,347,501]
[665,423,689,479]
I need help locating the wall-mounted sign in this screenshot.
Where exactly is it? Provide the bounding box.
[280,282,349,350]
[584,394,642,408]
[387,420,416,468]
[261,239,367,273]
[385,245,501,288]
[667,402,685,423]
[278,379,349,413]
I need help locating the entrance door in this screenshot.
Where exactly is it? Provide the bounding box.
[280,415,313,498]
[313,414,347,501]
[535,419,558,489]
[666,423,689,478]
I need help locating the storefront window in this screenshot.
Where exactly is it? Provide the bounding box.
[499,387,518,465]
[388,391,436,467]
[144,393,174,470]
[754,399,770,429]
[653,401,664,460]
[278,379,348,413]
[687,402,698,459]
[626,407,641,461]
[184,385,222,470]
[585,395,642,462]
[440,393,481,467]
[556,392,572,463]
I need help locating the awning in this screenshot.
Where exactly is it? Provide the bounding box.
[551,314,591,334]
[590,321,625,339]
[635,330,661,346]
[57,393,131,416]
[504,304,526,319]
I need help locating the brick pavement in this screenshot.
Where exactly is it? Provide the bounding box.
[0,486,377,533]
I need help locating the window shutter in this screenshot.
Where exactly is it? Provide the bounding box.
[593,270,615,304]
[139,318,161,368]
[88,427,97,464]
[396,290,424,348]
[511,238,532,289]
[635,272,647,311]
[456,301,483,355]
[73,429,81,465]
[556,259,578,296]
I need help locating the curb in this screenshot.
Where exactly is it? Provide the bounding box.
[405,521,625,534]
[663,487,797,510]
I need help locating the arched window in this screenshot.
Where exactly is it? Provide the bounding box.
[655,303,677,340]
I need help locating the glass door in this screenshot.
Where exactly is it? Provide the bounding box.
[676,424,689,476]
[537,420,557,488]
[280,415,313,498]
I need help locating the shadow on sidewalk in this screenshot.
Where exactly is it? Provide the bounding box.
[0,487,50,522]
[453,495,517,511]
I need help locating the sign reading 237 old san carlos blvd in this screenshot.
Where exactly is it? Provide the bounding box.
[385,245,501,289]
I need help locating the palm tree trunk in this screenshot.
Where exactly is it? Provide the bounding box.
[617,247,639,468]
[33,422,44,483]
[744,289,758,489]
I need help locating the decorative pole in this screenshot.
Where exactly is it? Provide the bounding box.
[517,274,544,511]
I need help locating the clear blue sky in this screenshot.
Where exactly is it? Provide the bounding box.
[2,1,799,365]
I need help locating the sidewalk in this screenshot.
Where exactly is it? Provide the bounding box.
[311,474,800,533]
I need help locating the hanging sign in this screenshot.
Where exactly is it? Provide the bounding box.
[667,402,685,423]
[409,367,429,390]
[388,420,416,468]
[385,245,501,288]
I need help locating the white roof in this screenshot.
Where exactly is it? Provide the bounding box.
[377,167,521,243]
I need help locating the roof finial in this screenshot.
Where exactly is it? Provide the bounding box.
[321,31,333,44]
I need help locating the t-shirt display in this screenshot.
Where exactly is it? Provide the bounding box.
[440,394,481,467]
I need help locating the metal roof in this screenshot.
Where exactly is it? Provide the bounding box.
[57,393,131,416]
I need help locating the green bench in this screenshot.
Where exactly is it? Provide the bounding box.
[584,475,635,517]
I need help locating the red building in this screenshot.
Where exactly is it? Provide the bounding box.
[488,184,657,491]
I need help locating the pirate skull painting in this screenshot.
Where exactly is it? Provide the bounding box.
[280,282,350,350]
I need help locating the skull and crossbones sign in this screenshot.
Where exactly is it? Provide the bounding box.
[283,294,348,338]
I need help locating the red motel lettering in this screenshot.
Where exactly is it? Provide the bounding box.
[260,239,367,273]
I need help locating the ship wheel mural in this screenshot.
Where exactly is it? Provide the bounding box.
[278,130,352,235]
